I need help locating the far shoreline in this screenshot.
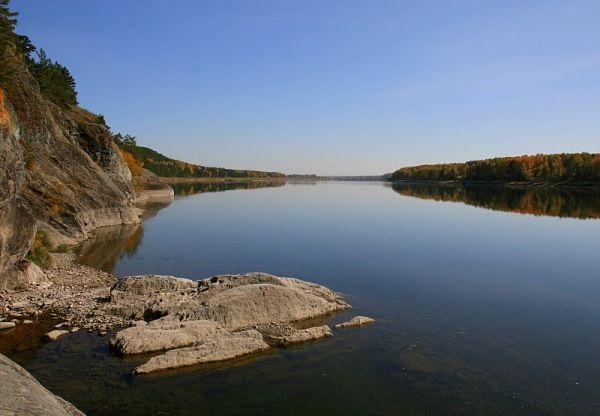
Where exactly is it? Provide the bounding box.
[389,179,600,191]
[160,176,386,183]
[160,176,287,184]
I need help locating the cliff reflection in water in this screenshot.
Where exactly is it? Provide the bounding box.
[77,181,286,273]
[76,201,171,273]
[392,182,600,220]
[170,180,285,197]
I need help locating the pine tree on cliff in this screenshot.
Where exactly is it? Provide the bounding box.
[0,0,17,84]
[28,49,78,108]
[0,0,17,45]
[0,1,34,84]
[0,0,30,55]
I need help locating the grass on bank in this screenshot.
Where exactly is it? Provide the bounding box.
[26,230,70,269]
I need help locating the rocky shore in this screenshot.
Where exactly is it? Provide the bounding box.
[1,253,374,373]
[0,251,374,414]
[0,253,127,333]
[104,272,352,374]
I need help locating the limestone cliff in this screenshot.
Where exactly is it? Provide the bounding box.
[0,47,140,289]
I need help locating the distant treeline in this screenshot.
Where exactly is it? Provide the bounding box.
[390,153,600,183]
[113,134,285,179]
[392,182,600,220]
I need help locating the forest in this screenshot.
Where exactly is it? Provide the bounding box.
[390,153,600,183]
[114,134,285,179]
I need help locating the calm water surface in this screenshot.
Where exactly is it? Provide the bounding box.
[5,181,600,415]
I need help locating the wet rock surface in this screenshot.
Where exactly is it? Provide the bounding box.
[134,330,270,374]
[0,321,16,330]
[44,329,70,341]
[335,315,375,328]
[0,353,84,416]
[265,324,333,346]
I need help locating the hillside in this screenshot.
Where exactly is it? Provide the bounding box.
[124,144,285,179]
[390,153,600,184]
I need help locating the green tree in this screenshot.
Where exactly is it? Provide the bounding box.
[113,132,137,150]
[0,0,17,47]
[28,49,78,108]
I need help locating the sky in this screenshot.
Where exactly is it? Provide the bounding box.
[13,0,600,175]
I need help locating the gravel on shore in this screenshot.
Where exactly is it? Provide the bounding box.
[0,253,131,333]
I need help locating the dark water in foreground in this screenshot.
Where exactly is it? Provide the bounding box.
[4,181,600,415]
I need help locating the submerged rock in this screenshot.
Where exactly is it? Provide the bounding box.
[45,329,70,341]
[267,325,333,346]
[135,330,270,374]
[335,316,375,328]
[0,353,84,415]
[0,321,16,330]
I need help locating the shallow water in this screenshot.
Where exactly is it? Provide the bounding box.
[4,180,600,415]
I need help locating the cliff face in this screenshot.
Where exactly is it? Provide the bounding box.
[0,48,139,289]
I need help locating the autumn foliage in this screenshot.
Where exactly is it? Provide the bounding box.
[120,149,143,178]
[0,88,11,131]
[390,153,600,183]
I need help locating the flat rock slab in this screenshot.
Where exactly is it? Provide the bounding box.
[196,282,347,331]
[135,330,269,374]
[335,316,375,328]
[45,330,70,341]
[268,325,333,346]
[0,353,84,416]
[110,319,228,355]
[106,273,349,326]
[0,321,16,330]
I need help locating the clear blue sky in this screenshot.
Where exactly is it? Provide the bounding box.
[13,0,600,175]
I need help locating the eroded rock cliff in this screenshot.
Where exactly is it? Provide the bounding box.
[0,48,139,289]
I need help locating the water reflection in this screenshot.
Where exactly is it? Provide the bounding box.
[77,181,287,272]
[77,201,170,273]
[392,182,600,219]
[170,179,285,197]
[5,181,600,415]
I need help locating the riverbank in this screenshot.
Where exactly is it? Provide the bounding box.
[389,179,600,190]
[160,176,287,184]
[0,253,129,333]
[0,239,371,414]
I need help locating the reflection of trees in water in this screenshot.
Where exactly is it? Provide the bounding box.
[392,182,600,220]
[170,180,285,197]
[76,201,171,273]
[77,224,144,273]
